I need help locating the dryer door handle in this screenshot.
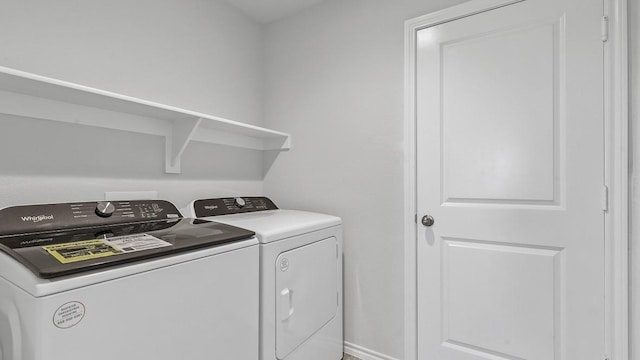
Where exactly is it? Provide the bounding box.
[280,288,294,321]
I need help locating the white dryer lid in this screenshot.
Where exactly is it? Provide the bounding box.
[200,209,341,244]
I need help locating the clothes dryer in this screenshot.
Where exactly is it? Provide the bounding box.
[182,197,343,360]
[0,200,259,360]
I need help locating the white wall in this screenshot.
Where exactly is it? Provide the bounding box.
[262,1,465,358]
[1,1,635,359]
[630,0,639,358]
[0,0,265,209]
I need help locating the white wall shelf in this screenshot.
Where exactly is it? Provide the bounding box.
[0,66,291,173]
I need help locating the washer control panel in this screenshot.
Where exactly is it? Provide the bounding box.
[0,200,182,236]
[193,197,278,217]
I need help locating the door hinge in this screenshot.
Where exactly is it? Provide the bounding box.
[415,214,418,223]
[602,185,609,212]
[601,16,609,42]
[604,355,610,360]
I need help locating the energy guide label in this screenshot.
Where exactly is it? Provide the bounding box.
[106,234,171,253]
[43,234,171,264]
[43,240,121,264]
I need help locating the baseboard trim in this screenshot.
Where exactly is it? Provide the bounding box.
[344,341,399,360]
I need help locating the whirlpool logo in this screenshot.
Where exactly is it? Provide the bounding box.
[21,214,54,223]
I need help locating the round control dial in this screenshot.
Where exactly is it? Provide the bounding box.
[95,201,115,218]
[234,197,246,208]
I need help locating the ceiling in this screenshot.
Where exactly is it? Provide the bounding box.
[222,0,328,24]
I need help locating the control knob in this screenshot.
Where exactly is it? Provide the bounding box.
[234,197,246,208]
[95,201,115,218]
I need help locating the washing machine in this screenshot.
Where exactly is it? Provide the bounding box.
[182,197,343,360]
[0,199,259,360]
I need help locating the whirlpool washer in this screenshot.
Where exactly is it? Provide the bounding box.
[182,197,343,360]
[0,200,259,360]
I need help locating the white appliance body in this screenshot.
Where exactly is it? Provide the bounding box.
[183,202,343,360]
[0,238,259,360]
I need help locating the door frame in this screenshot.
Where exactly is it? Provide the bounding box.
[402,0,629,359]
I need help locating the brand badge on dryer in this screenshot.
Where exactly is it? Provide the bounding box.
[279,258,289,272]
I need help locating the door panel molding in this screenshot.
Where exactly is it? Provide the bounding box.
[441,238,562,360]
[438,17,564,207]
[403,0,629,359]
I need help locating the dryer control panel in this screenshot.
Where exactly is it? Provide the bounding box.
[193,197,278,217]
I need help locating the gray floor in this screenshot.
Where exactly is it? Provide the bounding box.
[343,354,361,360]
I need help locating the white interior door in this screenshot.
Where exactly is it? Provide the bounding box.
[415,0,605,359]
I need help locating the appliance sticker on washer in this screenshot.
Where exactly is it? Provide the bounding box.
[53,301,85,329]
[43,240,121,264]
[42,235,171,264]
[106,233,172,253]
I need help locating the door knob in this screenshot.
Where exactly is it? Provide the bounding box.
[421,215,435,227]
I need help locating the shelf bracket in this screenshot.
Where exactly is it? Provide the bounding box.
[165,118,203,174]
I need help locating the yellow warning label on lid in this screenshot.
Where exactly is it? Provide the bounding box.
[42,239,122,264]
